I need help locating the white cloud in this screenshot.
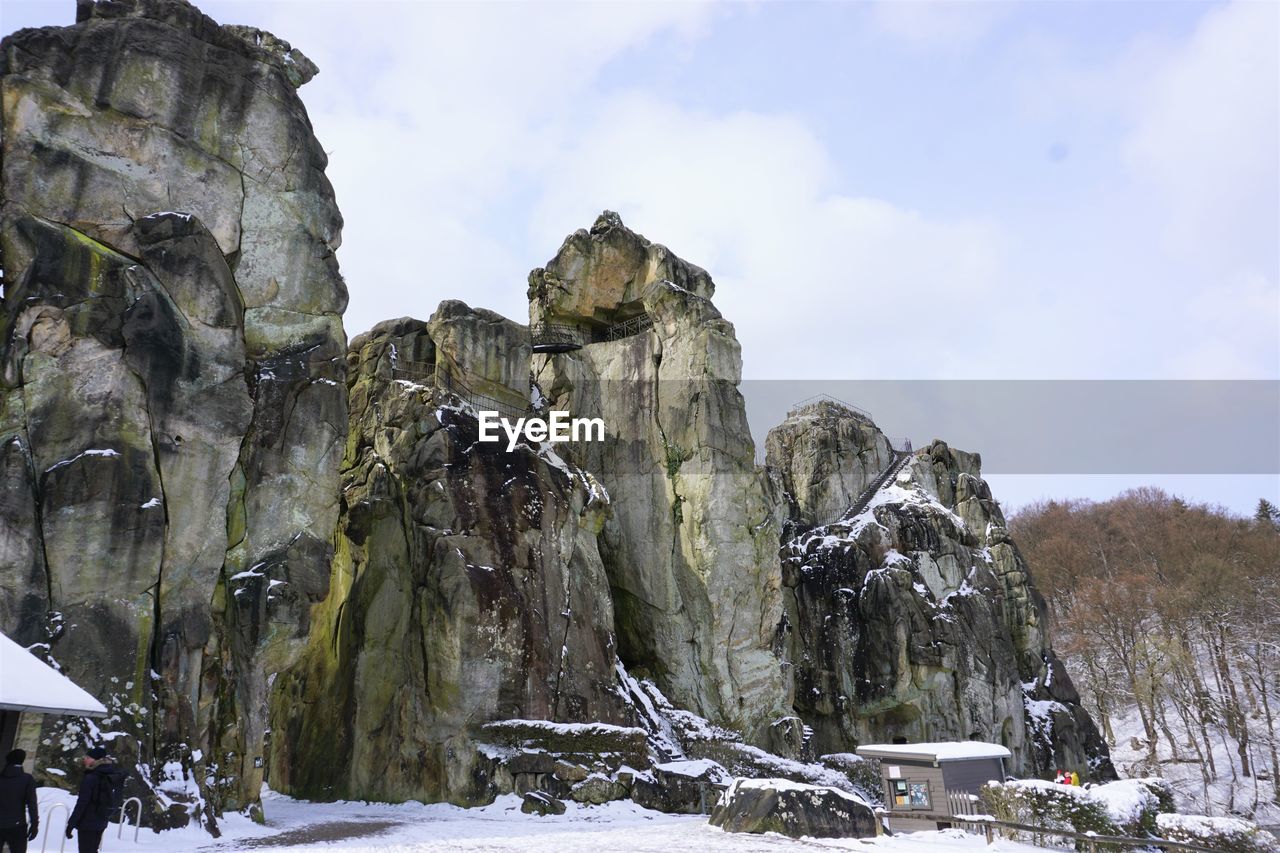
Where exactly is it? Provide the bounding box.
[217,0,720,335]
[192,0,1274,380]
[1168,271,1280,378]
[869,0,1010,48]
[532,94,1011,379]
[1118,1,1279,378]
[1001,0,1278,379]
[1123,0,1279,269]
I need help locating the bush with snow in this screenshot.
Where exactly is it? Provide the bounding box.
[981,777,1173,837]
[818,753,882,803]
[1157,813,1280,852]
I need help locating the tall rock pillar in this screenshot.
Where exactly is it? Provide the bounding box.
[530,212,791,743]
[0,0,346,822]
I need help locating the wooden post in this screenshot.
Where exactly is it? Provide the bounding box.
[983,823,993,845]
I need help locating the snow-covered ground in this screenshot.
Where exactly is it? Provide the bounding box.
[31,786,1045,853]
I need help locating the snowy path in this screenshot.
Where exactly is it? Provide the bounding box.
[34,787,1045,853]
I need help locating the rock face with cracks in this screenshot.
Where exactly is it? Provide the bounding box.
[0,0,345,826]
[531,212,792,745]
[770,402,1114,779]
[766,398,894,530]
[710,778,878,839]
[268,312,630,805]
[0,0,1115,830]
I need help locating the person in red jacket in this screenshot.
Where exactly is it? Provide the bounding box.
[0,749,39,853]
[65,748,123,853]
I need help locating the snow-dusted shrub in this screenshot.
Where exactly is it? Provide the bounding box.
[981,777,1172,838]
[818,753,882,804]
[981,779,1114,836]
[1157,813,1280,852]
[1091,778,1173,836]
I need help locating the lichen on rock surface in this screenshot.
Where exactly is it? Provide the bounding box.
[769,401,1114,779]
[1,0,345,826]
[530,212,792,746]
[0,0,1115,830]
[268,309,629,805]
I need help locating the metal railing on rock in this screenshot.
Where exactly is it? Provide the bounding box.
[532,313,656,353]
[389,355,529,421]
[602,313,653,341]
[531,323,586,353]
[830,450,913,526]
[789,394,875,422]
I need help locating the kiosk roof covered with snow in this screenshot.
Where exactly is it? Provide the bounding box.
[856,742,1011,765]
[0,631,107,717]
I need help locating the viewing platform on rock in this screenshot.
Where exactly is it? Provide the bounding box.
[531,313,655,353]
[787,395,914,454]
[530,323,586,353]
[789,394,875,423]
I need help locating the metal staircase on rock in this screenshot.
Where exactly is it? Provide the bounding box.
[830,447,915,528]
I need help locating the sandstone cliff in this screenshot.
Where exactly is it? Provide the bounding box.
[0,0,1114,831]
[0,0,345,825]
[269,309,629,805]
[530,212,792,746]
[770,400,1114,778]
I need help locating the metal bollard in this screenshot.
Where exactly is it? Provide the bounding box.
[40,802,68,853]
[118,797,143,843]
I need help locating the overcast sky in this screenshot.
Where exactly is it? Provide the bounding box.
[5,0,1278,512]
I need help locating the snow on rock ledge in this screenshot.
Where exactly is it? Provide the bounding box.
[1157,813,1280,852]
[709,777,878,839]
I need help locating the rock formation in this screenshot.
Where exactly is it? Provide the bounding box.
[0,0,345,824]
[709,778,879,839]
[530,212,792,745]
[0,0,1114,832]
[269,310,628,805]
[770,400,1114,778]
[765,398,894,531]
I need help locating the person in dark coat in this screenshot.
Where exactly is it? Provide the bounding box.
[0,748,39,853]
[65,747,122,853]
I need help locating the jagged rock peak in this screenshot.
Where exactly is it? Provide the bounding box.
[529,211,787,743]
[766,399,895,530]
[65,0,319,86]
[528,211,715,330]
[272,317,626,804]
[774,427,1115,780]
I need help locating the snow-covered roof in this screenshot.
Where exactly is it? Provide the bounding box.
[856,742,1011,763]
[0,632,107,717]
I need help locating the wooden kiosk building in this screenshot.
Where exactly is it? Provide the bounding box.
[856,742,1011,832]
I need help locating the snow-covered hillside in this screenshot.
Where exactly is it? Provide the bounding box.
[1108,702,1280,829]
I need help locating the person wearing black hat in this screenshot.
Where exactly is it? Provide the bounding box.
[0,749,38,853]
[65,747,122,853]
